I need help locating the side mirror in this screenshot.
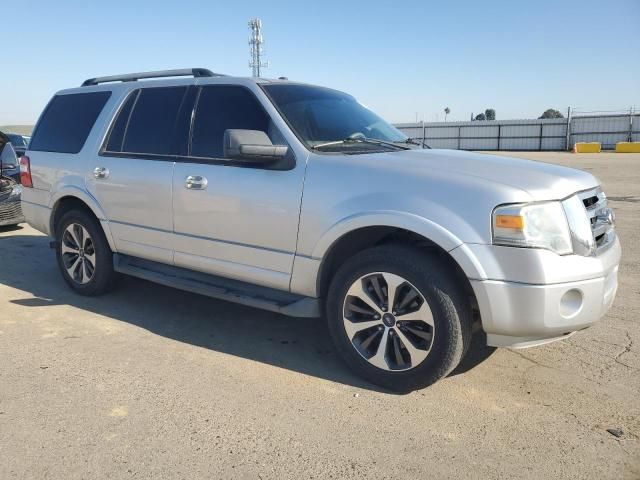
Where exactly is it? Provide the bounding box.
[223,129,288,163]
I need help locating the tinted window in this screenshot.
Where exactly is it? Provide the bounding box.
[191,86,271,158]
[122,87,187,155]
[7,134,26,148]
[30,91,111,154]
[262,84,406,148]
[105,90,138,152]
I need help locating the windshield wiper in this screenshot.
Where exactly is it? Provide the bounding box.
[395,137,431,149]
[312,134,410,151]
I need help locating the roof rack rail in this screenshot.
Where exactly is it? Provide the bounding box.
[81,68,225,87]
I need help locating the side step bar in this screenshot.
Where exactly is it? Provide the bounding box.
[113,254,321,318]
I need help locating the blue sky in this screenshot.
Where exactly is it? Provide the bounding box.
[2,0,639,125]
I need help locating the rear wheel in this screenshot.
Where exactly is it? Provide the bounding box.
[327,245,472,392]
[55,209,117,296]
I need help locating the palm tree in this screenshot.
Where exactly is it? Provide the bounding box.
[444,107,450,122]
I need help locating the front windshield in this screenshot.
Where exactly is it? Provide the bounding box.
[262,84,408,151]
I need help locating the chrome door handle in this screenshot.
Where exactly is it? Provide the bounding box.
[93,167,109,179]
[185,175,207,190]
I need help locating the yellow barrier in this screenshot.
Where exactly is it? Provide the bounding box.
[573,142,601,153]
[615,142,640,153]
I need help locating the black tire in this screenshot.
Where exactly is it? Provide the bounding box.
[326,245,472,392]
[55,209,117,296]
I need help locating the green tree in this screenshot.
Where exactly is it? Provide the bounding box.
[538,109,564,119]
[485,108,496,120]
[444,107,450,122]
[474,112,486,121]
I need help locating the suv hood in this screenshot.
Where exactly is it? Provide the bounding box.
[395,148,598,200]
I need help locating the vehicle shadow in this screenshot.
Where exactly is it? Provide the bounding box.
[0,232,494,394]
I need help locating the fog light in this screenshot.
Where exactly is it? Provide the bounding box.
[560,289,583,318]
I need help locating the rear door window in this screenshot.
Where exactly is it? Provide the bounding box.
[30,91,111,154]
[120,87,187,156]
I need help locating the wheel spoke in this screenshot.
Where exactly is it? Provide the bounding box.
[391,332,405,366]
[84,251,96,268]
[368,327,389,370]
[370,276,385,306]
[395,302,434,327]
[396,288,420,311]
[343,319,382,340]
[74,224,84,248]
[381,272,405,311]
[403,324,432,341]
[61,242,79,255]
[81,226,91,250]
[81,260,91,283]
[360,328,381,350]
[346,281,382,315]
[66,256,82,280]
[64,227,80,250]
[395,328,429,366]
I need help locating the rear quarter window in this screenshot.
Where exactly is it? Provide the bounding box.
[30,91,111,154]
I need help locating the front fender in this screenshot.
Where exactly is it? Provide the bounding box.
[310,210,464,261]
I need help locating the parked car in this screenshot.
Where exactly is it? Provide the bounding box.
[20,68,620,391]
[0,131,21,183]
[0,133,24,226]
[5,132,28,157]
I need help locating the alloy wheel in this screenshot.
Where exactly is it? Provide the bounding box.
[61,223,96,284]
[342,272,434,371]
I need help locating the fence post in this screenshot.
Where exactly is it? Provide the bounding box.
[629,107,634,143]
[566,107,572,151]
[422,120,426,146]
[497,124,501,150]
[457,125,461,150]
[539,123,543,151]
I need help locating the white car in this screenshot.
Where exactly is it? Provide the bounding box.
[20,68,620,391]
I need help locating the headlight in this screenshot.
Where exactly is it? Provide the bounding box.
[492,201,572,255]
[10,184,23,197]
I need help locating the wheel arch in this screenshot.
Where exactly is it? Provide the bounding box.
[313,213,479,312]
[49,188,116,251]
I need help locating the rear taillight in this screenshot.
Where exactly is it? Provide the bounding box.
[19,155,33,187]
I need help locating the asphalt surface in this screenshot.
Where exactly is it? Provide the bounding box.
[1,152,639,479]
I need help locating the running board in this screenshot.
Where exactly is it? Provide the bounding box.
[113,254,321,318]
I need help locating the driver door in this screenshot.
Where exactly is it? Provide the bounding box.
[172,85,305,291]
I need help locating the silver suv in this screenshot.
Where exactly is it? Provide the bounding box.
[20,68,621,391]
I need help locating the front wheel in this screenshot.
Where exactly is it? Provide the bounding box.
[326,245,472,392]
[55,209,117,296]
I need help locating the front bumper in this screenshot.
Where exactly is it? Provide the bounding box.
[466,237,621,348]
[0,196,24,226]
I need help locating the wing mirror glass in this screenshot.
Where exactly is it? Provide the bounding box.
[223,129,288,163]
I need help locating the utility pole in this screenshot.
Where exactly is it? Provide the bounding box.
[248,18,268,77]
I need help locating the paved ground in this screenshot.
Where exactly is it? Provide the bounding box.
[1,152,639,479]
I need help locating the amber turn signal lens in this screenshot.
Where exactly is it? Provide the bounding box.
[495,214,524,229]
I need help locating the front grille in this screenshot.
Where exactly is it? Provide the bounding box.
[0,199,23,224]
[578,188,614,252]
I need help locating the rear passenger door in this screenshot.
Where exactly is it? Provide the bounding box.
[172,85,306,291]
[87,85,193,265]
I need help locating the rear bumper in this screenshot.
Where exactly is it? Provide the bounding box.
[20,199,51,234]
[467,237,621,348]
